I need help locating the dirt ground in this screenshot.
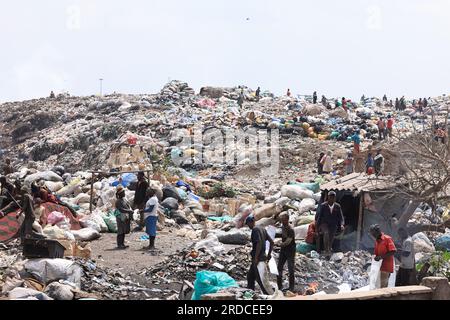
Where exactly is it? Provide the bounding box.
[90,229,193,275]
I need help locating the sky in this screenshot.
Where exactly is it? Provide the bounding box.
[0,0,449,103]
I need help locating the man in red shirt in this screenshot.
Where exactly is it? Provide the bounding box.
[386,115,394,138]
[370,224,397,288]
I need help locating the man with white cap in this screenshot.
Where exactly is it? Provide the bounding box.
[245,215,274,295]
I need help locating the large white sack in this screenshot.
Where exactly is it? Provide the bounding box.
[71,228,101,241]
[24,259,82,288]
[74,193,91,204]
[9,288,53,300]
[274,197,291,209]
[44,181,64,192]
[56,177,83,197]
[294,224,309,239]
[254,203,278,221]
[312,192,322,202]
[298,198,316,213]
[281,185,314,200]
[264,192,281,204]
[44,282,74,300]
[80,213,108,233]
[24,171,63,186]
[412,232,435,253]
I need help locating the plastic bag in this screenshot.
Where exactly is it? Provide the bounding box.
[281,185,314,200]
[369,258,382,290]
[288,182,320,193]
[24,259,82,289]
[296,241,316,254]
[70,228,101,241]
[192,271,238,300]
[103,211,118,233]
[47,211,66,225]
[435,234,450,251]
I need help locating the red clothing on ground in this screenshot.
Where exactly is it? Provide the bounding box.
[374,233,397,273]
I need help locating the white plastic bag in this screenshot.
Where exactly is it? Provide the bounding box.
[369,258,382,290]
[24,259,82,288]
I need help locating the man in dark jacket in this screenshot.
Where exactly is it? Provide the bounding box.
[276,212,296,292]
[133,172,149,231]
[315,191,344,255]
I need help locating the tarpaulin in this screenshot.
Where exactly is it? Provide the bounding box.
[0,212,21,243]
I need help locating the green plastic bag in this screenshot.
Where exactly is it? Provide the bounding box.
[207,216,233,223]
[103,210,118,233]
[296,241,316,254]
[288,182,320,193]
[192,271,238,300]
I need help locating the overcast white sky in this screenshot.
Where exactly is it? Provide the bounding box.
[1,0,449,103]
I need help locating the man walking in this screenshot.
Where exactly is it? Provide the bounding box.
[396,228,417,286]
[316,191,344,256]
[313,91,317,104]
[246,215,274,295]
[369,224,396,288]
[276,213,296,293]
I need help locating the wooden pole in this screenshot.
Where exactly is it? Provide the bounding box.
[356,191,364,250]
[89,173,95,214]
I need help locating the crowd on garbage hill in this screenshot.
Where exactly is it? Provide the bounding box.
[0,81,449,300]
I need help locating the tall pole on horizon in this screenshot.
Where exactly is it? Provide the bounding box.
[99,78,104,96]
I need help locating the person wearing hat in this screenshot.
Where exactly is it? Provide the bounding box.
[315,191,344,256]
[369,224,396,288]
[115,186,134,249]
[245,215,274,295]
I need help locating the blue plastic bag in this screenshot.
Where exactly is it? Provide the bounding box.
[121,173,137,187]
[435,234,450,251]
[192,271,238,300]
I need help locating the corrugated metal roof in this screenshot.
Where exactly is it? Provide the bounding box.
[320,172,399,192]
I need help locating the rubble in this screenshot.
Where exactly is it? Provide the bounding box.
[1,80,450,300]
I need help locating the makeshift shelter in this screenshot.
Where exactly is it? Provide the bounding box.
[319,173,413,252]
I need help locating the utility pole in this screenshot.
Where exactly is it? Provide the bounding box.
[99,78,104,96]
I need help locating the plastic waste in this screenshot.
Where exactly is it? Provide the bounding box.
[103,210,118,233]
[288,182,320,193]
[368,258,382,289]
[9,288,53,300]
[70,228,101,241]
[435,234,450,251]
[24,259,82,288]
[296,241,316,254]
[192,271,238,300]
[281,185,314,200]
[47,211,66,225]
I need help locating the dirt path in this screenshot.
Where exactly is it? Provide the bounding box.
[90,229,193,275]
